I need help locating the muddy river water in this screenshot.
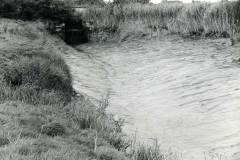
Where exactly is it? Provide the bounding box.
[65,36,240,160]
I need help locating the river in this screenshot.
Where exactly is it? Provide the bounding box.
[65,36,240,160]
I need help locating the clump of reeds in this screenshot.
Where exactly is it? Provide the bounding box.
[128,136,181,160]
[203,2,234,37]
[83,1,240,40]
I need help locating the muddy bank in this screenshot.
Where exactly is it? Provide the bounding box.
[66,36,240,160]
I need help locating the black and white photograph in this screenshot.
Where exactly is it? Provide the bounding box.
[0,0,240,159]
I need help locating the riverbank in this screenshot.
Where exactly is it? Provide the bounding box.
[0,18,182,160]
[0,18,129,160]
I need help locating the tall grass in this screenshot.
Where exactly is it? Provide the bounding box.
[83,1,240,40]
[0,47,73,104]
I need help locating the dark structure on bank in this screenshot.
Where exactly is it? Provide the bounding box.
[64,17,89,45]
[0,0,90,45]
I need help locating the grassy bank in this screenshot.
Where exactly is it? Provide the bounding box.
[0,19,73,104]
[0,18,125,159]
[83,1,240,41]
[0,18,178,160]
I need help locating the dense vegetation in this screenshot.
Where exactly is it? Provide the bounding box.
[84,1,240,41]
[0,0,73,21]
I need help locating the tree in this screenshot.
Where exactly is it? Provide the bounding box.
[0,0,74,21]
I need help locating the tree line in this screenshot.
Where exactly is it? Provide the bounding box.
[0,0,73,22]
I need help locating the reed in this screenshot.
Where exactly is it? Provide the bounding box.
[83,1,240,40]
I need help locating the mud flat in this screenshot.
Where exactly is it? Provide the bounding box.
[66,36,240,160]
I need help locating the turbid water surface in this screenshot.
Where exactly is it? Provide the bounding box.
[65,36,240,160]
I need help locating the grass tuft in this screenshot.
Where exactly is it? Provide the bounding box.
[0,136,10,148]
[0,48,73,104]
[41,122,66,137]
[96,146,128,160]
